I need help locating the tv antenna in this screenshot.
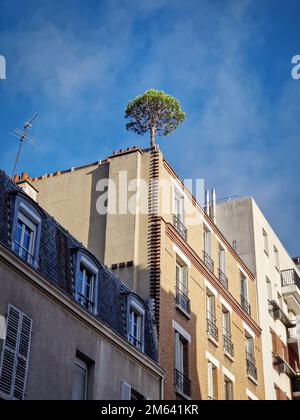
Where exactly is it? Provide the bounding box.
[11,113,40,177]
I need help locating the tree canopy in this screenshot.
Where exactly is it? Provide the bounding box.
[125,89,186,148]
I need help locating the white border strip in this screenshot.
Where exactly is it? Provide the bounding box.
[173,244,191,267]
[204,279,218,297]
[205,351,220,368]
[246,388,259,400]
[172,320,191,343]
[243,321,255,338]
[222,366,235,383]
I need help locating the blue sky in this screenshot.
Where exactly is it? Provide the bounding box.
[0,0,299,255]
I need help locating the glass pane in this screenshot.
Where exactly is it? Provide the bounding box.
[14,221,22,252]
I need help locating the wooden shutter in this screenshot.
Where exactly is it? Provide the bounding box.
[120,381,131,400]
[0,305,32,400]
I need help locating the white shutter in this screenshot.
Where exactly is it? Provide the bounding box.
[207,362,213,399]
[0,305,32,400]
[182,266,188,292]
[120,381,131,400]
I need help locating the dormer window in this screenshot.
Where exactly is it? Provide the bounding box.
[74,253,99,315]
[127,296,145,352]
[12,199,42,268]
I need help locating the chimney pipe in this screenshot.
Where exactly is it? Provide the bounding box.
[205,190,210,217]
[211,188,217,224]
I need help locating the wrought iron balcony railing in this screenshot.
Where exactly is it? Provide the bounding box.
[128,334,142,351]
[207,313,218,342]
[241,295,251,316]
[218,268,229,290]
[174,369,191,397]
[223,329,234,358]
[173,214,187,241]
[246,352,257,381]
[203,251,214,273]
[176,287,191,315]
[281,269,300,290]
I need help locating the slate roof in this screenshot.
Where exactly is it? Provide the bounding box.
[0,170,157,362]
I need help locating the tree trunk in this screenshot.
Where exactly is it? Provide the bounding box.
[150,126,156,148]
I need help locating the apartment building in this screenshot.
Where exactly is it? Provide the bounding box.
[217,197,300,400]
[0,171,164,400]
[20,145,265,400]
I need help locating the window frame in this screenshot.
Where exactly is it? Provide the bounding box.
[127,296,145,352]
[11,199,42,268]
[72,357,88,401]
[74,252,99,315]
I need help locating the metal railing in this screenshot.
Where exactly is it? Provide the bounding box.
[281,269,300,289]
[174,369,191,397]
[76,291,94,311]
[218,268,229,290]
[128,334,142,351]
[241,295,251,316]
[173,214,187,241]
[176,287,191,315]
[223,329,234,357]
[203,251,214,273]
[14,241,34,264]
[246,352,257,380]
[207,313,218,342]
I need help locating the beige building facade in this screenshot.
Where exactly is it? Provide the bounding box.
[22,146,265,400]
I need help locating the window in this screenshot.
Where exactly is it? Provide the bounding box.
[274,246,280,271]
[263,229,269,255]
[174,331,191,397]
[120,381,146,400]
[224,377,234,400]
[240,273,251,315]
[245,334,257,381]
[203,227,211,257]
[266,277,272,301]
[12,201,42,267]
[218,244,228,289]
[207,292,218,342]
[176,260,190,314]
[72,357,88,400]
[222,309,234,357]
[0,305,32,400]
[127,297,145,351]
[76,263,96,312]
[174,188,184,224]
[208,362,218,400]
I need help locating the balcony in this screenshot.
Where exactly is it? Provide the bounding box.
[246,353,258,381]
[203,251,214,273]
[240,296,251,316]
[223,329,234,358]
[281,269,300,315]
[173,214,187,241]
[273,354,297,379]
[268,300,295,328]
[176,287,191,317]
[174,369,191,398]
[218,269,229,290]
[207,313,218,343]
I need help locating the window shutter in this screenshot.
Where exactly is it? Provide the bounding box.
[120,381,131,400]
[0,305,32,400]
[207,362,213,399]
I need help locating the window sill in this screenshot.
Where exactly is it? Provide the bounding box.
[207,335,219,348]
[175,388,192,401]
[175,304,191,320]
[247,375,258,386]
[224,352,235,363]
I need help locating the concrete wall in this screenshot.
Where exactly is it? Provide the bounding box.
[217,197,300,400]
[0,255,163,400]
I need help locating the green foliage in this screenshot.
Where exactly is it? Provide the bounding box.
[125,89,186,146]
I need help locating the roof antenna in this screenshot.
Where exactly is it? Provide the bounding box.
[11,113,40,178]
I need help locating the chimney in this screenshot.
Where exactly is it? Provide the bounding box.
[17,179,38,202]
[205,190,210,217]
[211,189,217,224]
